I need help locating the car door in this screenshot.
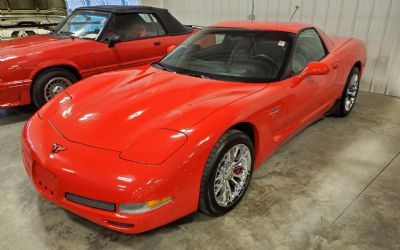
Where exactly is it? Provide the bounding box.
[284,28,336,136]
[94,12,166,73]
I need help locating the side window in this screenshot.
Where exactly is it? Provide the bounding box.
[149,14,166,36]
[103,13,159,42]
[291,29,327,75]
[195,33,225,49]
[138,13,158,37]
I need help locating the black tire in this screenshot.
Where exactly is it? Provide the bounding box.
[334,67,360,117]
[199,129,254,216]
[31,68,78,108]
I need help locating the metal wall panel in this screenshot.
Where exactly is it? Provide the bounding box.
[143,0,400,97]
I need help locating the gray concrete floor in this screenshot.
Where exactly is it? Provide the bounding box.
[0,91,399,250]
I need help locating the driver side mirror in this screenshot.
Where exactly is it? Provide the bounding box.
[108,35,121,48]
[167,45,176,54]
[293,62,330,86]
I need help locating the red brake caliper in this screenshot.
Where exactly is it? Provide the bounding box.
[233,167,242,175]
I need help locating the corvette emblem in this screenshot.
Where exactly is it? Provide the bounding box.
[51,143,67,154]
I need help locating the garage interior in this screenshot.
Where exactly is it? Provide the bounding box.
[1,0,400,249]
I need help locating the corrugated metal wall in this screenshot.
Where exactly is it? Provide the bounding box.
[143,0,400,97]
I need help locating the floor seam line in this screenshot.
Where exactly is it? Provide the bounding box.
[330,150,400,225]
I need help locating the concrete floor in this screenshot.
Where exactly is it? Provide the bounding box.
[0,91,399,250]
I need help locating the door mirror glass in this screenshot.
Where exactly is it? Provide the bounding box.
[108,35,121,48]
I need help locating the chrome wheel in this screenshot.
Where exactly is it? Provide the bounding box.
[214,144,252,207]
[43,77,72,101]
[344,73,359,112]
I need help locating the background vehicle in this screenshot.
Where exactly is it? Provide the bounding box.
[0,0,67,40]
[22,22,366,233]
[0,5,197,108]
[0,1,141,40]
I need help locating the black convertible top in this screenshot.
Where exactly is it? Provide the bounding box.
[76,5,192,35]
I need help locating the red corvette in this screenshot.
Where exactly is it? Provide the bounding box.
[22,21,366,233]
[0,6,196,108]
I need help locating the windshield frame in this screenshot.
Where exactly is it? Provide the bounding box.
[51,10,111,40]
[158,27,295,83]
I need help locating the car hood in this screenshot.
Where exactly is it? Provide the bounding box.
[0,35,91,61]
[47,66,266,151]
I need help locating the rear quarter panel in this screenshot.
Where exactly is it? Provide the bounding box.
[330,37,367,85]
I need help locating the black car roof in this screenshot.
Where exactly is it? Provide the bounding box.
[75,5,193,35]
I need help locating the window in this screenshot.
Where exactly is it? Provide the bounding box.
[195,33,225,49]
[149,14,166,36]
[291,29,327,75]
[56,11,109,39]
[104,13,160,42]
[160,28,293,83]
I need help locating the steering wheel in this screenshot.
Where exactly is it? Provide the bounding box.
[251,54,279,69]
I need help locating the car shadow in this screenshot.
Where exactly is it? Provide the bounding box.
[0,105,36,126]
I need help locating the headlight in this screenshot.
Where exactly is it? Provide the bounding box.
[119,196,173,214]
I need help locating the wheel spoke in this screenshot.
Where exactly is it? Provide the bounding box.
[215,181,223,194]
[225,182,232,203]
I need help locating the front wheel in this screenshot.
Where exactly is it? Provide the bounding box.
[199,129,254,216]
[334,67,360,117]
[31,68,78,108]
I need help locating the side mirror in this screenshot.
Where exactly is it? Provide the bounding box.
[108,35,121,48]
[293,62,330,86]
[167,45,176,54]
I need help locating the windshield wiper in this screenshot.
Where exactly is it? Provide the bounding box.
[56,31,77,39]
[185,72,212,79]
[152,62,175,73]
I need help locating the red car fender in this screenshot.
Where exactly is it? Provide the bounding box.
[29,59,84,80]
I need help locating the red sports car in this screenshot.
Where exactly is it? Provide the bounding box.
[0,6,196,108]
[22,21,367,233]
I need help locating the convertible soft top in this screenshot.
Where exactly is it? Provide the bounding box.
[76,5,193,36]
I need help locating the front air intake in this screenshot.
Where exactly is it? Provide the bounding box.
[65,193,116,212]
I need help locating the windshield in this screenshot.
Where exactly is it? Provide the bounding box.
[53,10,109,39]
[159,28,294,83]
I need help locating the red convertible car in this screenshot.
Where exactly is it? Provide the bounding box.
[0,5,196,108]
[22,21,366,233]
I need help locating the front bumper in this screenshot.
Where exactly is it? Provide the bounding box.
[21,114,196,233]
[0,79,31,108]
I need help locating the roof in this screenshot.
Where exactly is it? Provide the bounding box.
[76,5,165,13]
[211,21,313,33]
[75,5,193,36]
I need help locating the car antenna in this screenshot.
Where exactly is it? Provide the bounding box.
[289,5,300,22]
[248,0,255,22]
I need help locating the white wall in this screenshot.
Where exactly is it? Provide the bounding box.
[143,0,400,97]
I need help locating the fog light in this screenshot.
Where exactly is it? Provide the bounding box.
[119,196,173,214]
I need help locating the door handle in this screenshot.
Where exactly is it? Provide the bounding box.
[269,105,281,114]
[154,41,161,46]
[332,62,340,69]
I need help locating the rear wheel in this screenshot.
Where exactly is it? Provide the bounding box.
[199,129,254,216]
[334,67,360,117]
[31,68,78,108]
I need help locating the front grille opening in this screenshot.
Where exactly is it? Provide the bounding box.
[65,193,116,212]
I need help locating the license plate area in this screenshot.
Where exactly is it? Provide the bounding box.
[33,162,57,197]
